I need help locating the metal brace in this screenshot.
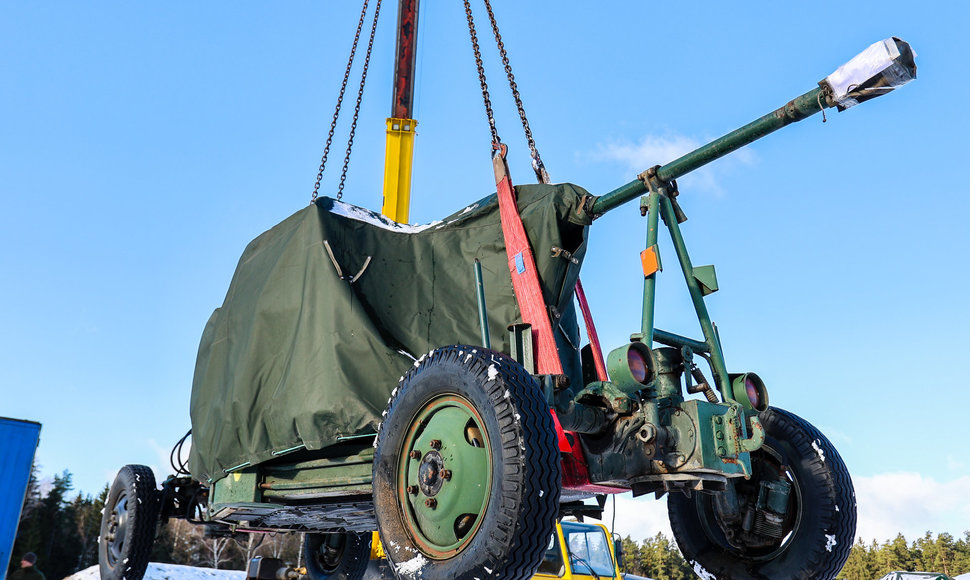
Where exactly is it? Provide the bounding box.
[551,246,579,264]
[638,165,687,223]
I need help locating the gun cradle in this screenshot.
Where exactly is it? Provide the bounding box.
[560,347,765,495]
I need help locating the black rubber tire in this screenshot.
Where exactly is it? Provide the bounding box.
[99,465,161,580]
[303,532,372,580]
[373,346,561,580]
[668,407,856,580]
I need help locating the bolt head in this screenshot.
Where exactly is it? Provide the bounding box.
[429,439,442,450]
[424,498,437,509]
[407,485,418,495]
[409,450,421,460]
[441,469,452,480]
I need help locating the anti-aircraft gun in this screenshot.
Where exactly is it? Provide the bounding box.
[98,33,915,580]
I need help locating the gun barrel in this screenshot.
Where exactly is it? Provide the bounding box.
[590,87,830,217]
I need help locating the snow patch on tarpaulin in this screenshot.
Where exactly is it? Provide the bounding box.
[66,563,244,580]
[327,199,442,233]
[188,184,591,483]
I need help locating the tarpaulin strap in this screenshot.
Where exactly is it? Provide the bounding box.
[323,240,344,278]
[549,408,572,453]
[323,240,372,283]
[575,278,608,382]
[492,145,563,375]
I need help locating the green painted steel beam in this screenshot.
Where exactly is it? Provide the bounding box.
[640,192,662,344]
[660,195,732,400]
[590,87,830,217]
[652,329,710,353]
[474,259,491,349]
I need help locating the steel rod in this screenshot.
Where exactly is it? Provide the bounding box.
[660,195,731,400]
[591,87,829,216]
[474,259,491,349]
[652,329,710,353]
[640,190,661,344]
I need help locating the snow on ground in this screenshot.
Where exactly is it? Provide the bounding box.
[65,563,245,580]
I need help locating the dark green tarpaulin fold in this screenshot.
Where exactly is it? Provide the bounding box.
[189,183,592,483]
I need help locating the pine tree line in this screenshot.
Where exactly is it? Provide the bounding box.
[10,468,103,580]
[616,531,970,580]
[618,533,695,579]
[837,533,970,579]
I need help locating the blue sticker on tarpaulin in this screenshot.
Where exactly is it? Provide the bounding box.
[515,252,526,274]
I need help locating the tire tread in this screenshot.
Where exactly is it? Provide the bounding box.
[374,346,560,580]
[668,407,856,580]
[99,464,160,580]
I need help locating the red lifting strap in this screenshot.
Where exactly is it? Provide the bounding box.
[492,147,563,376]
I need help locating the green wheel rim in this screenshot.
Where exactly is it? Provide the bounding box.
[397,394,492,558]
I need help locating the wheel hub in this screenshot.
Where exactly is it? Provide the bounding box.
[316,535,346,572]
[418,450,445,497]
[398,395,492,556]
[106,493,129,565]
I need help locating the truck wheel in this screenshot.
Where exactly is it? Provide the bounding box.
[373,346,561,580]
[99,465,160,580]
[303,532,372,580]
[667,407,855,580]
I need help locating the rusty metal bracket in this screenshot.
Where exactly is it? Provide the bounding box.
[550,246,580,264]
[638,166,687,223]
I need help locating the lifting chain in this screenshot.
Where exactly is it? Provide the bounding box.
[311,0,383,204]
[480,0,549,184]
[310,1,369,204]
[463,0,500,147]
[337,0,382,200]
[463,0,550,184]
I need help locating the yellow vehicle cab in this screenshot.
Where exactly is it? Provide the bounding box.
[364,520,622,580]
[531,520,622,580]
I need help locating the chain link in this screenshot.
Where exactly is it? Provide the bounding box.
[481,0,549,184]
[336,0,383,200]
[463,0,500,147]
[311,1,372,204]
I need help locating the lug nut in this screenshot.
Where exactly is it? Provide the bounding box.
[409,450,421,459]
[425,498,437,509]
[441,469,452,480]
[429,439,442,450]
[407,485,418,495]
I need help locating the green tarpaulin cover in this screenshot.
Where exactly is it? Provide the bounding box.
[189,183,592,483]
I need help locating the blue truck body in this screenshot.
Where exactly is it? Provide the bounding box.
[0,418,42,580]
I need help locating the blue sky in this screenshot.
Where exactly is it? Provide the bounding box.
[2,2,967,544]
